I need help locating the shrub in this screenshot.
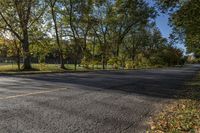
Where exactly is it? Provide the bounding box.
[108,57,120,69]
[81,57,90,69]
[135,53,151,67]
[125,60,135,69]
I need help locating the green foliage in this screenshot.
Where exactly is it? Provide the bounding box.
[108,57,120,69]
[0,63,86,72]
[172,0,200,56]
[150,54,165,66]
[125,60,135,69]
[0,0,185,71]
[81,56,90,69]
[157,0,200,56]
[134,53,151,67]
[0,0,46,69]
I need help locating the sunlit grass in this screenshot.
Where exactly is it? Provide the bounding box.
[0,64,19,72]
[0,63,167,73]
[0,63,116,73]
[0,63,85,72]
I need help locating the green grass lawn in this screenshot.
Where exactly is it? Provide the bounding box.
[0,63,20,72]
[0,63,116,73]
[0,63,168,74]
[149,73,200,133]
[0,63,86,72]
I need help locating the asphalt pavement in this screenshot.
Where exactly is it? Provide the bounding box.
[0,64,200,133]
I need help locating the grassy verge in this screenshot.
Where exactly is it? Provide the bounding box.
[0,63,114,72]
[0,64,84,72]
[0,63,183,75]
[149,73,200,133]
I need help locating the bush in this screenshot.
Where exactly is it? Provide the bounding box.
[125,60,135,69]
[108,57,120,69]
[135,53,151,67]
[150,55,165,66]
[81,57,90,69]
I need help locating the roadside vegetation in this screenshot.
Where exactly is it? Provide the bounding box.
[149,73,200,133]
[147,1,200,130]
[0,63,115,73]
[0,63,179,74]
[0,64,83,72]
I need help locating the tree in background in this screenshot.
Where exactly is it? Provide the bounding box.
[0,36,22,70]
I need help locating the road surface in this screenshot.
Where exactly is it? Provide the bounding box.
[0,64,200,133]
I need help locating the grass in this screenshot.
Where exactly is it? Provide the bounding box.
[0,64,19,72]
[32,64,85,71]
[149,73,200,133]
[0,63,156,72]
[0,63,182,75]
[0,63,118,74]
[0,63,86,74]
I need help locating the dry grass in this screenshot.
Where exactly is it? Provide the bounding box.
[148,73,200,133]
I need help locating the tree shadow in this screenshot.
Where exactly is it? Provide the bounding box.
[3,64,199,100]
[179,77,200,101]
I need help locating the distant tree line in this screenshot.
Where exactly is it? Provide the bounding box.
[0,0,185,70]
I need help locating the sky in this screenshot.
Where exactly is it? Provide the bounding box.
[146,0,171,38]
[147,0,186,52]
[156,14,172,39]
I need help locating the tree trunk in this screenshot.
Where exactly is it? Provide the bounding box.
[132,44,135,61]
[74,57,77,71]
[92,40,95,70]
[23,44,32,70]
[17,47,20,71]
[102,54,105,70]
[60,53,65,69]
[22,40,31,70]
[116,39,123,57]
[50,1,65,69]
[14,39,21,71]
[116,44,120,57]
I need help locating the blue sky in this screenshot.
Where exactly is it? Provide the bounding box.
[156,14,172,39]
[156,13,186,52]
[146,0,186,52]
[146,0,171,38]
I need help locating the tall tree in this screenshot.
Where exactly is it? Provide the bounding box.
[61,0,94,70]
[0,0,46,70]
[109,0,156,57]
[47,0,65,69]
[92,1,112,69]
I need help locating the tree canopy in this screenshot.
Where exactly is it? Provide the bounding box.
[0,0,186,70]
[156,0,200,57]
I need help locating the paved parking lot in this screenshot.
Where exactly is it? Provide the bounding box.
[0,64,200,133]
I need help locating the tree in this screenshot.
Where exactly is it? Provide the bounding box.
[92,1,112,69]
[156,0,200,56]
[47,0,65,69]
[61,0,95,70]
[109,0,156,57]
[0,0,46,70]
[0,34,22,70]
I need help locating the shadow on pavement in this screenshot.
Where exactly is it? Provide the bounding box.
[2,64,200,100]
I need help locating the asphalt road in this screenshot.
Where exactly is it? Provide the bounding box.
[0,64,200,133]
